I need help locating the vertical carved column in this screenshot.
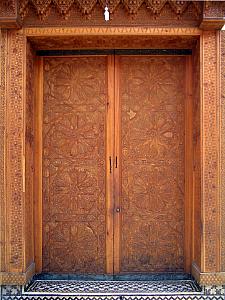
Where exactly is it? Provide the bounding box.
[221,31,225,274]
[202,30,220,274]
[0,30,35,285]
[6,30,26,274]
[193,30,224,285]
[0,29,7,275]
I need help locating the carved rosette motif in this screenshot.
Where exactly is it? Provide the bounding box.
[42,57,107,273]
[119,56,185,272]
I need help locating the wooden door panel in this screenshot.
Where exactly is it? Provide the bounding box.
[42,57,108,273]
[115,56,186,273]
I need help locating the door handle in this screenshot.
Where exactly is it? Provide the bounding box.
[109,156,112,173]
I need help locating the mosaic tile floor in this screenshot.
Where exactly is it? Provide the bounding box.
[24,280,201,296]
[1,280,225,300]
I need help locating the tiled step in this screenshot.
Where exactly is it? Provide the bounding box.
[23,280,201,296]
[1,280,225,300]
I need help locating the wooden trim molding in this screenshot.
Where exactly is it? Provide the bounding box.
[23,27,202,37]
[0,262,35,285]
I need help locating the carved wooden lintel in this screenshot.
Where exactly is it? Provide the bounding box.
[0,0,21,28]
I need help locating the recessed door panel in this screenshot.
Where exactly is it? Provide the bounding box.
[114,56,186,273]
[42,57,109,273]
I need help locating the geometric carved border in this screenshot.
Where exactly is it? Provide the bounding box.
[6,30,26,273]
[0,29,7,273]
[22,27,202,37]
[0,262,35,285]
[201,30,221,273]
[192,262,225,285]
[221,30,225,273]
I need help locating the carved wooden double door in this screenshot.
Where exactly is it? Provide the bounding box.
[42,55,188,274]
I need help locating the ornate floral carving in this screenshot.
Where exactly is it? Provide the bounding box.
[145,0,167,15]
[169,1,189,16]
[99,0,120,14]
[119,56,185,272]
[123,0,144,14]
[0,0,16,17]
[17,0,203,24]
[42,57,107,273]
[31,0,52,19]
[76,0,97,15]
[19,0,29,20]
[53,0,74,18]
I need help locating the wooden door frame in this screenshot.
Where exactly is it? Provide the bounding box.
[26,28,201,273]
[0,25,223,285]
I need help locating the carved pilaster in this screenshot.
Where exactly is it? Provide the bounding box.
[0,29,7,274]
[201,30,221,273]
[0,29,35,285]
[221,30,225,273]
[6,30,26,273]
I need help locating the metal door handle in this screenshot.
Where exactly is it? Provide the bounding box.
[109,156,112,173]
[116,207,120,213]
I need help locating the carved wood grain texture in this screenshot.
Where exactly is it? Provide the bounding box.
[117,56,186,273]
[42,57,108,273]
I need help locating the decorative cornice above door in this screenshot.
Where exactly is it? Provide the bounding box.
[1,1,225,30]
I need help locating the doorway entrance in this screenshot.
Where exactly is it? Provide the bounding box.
[40,53,192,274]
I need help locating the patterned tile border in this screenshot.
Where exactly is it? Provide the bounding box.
[1,295,225,300]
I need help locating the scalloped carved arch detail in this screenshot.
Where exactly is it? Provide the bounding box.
[18,0,202,21]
